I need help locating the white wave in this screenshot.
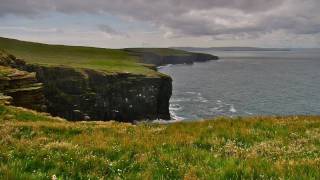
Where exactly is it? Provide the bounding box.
[171,114,185,121]
[245,111,253,115]
[170,110,185,121]
[170,104,182,111]
[171,97,191,102]
[157,64,173,69]
[185,91,209,103]
[185,91,197,94]
[210,107,223,112]
[168,102,185,122]
[152,118,183,124]
[229,105,237,113]
[198,96,209,103]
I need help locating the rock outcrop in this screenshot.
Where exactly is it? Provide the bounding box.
[0,62,46,111]
[0,52,171,122]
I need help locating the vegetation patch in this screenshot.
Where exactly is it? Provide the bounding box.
[0,104,319,179]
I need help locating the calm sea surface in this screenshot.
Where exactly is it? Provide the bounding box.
[159,49,320,120]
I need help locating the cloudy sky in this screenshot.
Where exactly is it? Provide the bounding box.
[1,0,320,48]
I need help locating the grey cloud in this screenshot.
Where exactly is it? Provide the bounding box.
[0,0,53,17]
[0,0,319,39]
[98,25,120,35]
[98,24,129,38]
[159,0,320,38]
[0,0,285,15]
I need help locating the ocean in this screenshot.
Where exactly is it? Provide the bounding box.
[159,49,320,120]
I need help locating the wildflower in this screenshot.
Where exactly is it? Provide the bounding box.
[52,175,57,180]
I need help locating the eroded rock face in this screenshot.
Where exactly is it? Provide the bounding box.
[0,64,46,111]
[144,53,219,66]
[31,67,171,122]
[0,52,172,122]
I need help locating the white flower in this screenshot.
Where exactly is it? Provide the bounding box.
[52,175,57,180]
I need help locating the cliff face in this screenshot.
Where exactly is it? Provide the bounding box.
[0,53,172,122]
[140,53,217,66]
[0,63,46,111]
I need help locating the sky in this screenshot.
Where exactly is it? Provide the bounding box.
[0,0,320,48]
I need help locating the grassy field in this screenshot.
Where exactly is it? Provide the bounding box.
[0,104,319,179]
[0,37,199,76]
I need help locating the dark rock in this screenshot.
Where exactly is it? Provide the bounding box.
[0,63,46,111]
[0,49,217,122]
[0,53,172,122]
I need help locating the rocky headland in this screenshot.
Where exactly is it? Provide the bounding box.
[0,37,218,122]
[126,48,218,66]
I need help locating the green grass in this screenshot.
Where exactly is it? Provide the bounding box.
[0,104,320,179]
[0,37,160,76]
[0,37,206,76]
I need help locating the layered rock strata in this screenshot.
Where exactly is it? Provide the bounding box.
[0,64,46,111]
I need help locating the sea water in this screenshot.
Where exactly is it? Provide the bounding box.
[159,49,320,120]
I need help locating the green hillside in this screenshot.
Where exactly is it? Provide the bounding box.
[0,37,164,76]
[0,37,143,73]
[0,37,209,76]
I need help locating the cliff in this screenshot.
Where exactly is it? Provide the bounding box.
[0,37,218,122]
[125,48,219,66]
[0,55,46,111]
[0,52,171,122]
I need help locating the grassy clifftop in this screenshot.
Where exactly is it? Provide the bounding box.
[0,37,155,75]
[1,104,319,179]
[0,37,214,76]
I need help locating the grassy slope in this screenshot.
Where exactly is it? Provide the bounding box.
[0,37,157,75]
[0,104,320,179]
[0,37,198,76]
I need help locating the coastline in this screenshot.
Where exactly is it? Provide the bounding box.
[0,37,218,122]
